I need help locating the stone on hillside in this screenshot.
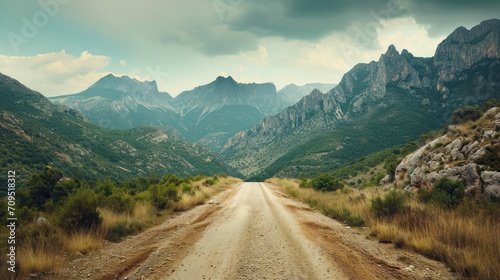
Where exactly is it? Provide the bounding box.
[437,167,462,182]
[469,147,487,161]
[481,171,500,198]
[461,163,482,194]
[395,135,448,182]
[379,175,392,185]
[483,130,495,140]
[494,120,500,131]
[463,141,480,158]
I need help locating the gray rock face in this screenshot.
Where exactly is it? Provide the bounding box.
[481,171,500,198]
[434,19,500,82]
[395,107,500,198]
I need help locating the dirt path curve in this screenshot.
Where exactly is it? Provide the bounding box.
[46,182,455,280]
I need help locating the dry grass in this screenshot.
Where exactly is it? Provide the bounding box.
[65,228,104,254]
[18,246,64,274]
[173,177,242,212]
[100,203,156,231]
[13,223,66,277]
[1,176,242,278]
[269,178,500,279]
[173,192,206,211]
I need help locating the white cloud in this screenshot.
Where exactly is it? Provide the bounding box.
[0,50,111,96]
[376,18,444,57]
[119,60,126,66]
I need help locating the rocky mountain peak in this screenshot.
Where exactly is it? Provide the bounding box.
[382,44,399,58]
[434,18,500,81]
[308,88,323,98]
[215,76,237,84]
[90,74,160,96]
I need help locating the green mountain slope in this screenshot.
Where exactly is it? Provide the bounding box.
[0,73,240,181]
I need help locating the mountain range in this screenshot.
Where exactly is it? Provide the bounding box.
[222,19,500,179]
[3,19,500,181]
[0,73,239,181]
[50,75,326,152]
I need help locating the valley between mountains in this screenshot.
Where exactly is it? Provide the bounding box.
[43,183,454,280]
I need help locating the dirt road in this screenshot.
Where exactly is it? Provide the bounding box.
[48,182,454,280]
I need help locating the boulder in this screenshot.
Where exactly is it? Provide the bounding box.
[463,141,480,158]
[483,130,495,140]
[410,166,429,186]
[446,138,465,161]
[461,163,482,194]
[469,147,487,161]
[436,167,463,184]
[37,217,48,225]
[481,171,500,198]
[395,135,447,182]
[379,175,392,185]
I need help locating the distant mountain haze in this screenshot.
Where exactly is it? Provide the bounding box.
[51,74,334,152]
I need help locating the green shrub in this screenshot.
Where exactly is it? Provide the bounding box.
[371,190,406,218]
[95,178,116,197]
[161,174,184,186]
[149,183,179,210]
[106,192,135,214]
[204,179,215,186]
[58,188,102,231]
[419,177,465,208]
[26,167,64,210]
[452,106,482,124]
[311,174,343,192]
[299,178,312,188]
[384,155,399,177]
[182,184,193,194]
[482,98,500,111]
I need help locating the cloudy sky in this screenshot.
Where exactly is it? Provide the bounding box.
[0,0,498,97]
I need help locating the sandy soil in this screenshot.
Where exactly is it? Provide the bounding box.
[42,182,456,280]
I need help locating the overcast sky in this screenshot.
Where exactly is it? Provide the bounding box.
[0,0,498,97]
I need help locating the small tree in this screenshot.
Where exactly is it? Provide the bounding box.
[371,190,406,218]
[58,188,101,231]
[419,177,464,208]
[384,155,399,178]
[311,174,343,192]
[26,167,64,210]
[149,183,179,210]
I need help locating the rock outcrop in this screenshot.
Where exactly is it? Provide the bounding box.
[395,107,500,198]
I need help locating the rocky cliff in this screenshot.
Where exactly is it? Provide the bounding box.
[395,107,500,198]
[172,76,288,151]
[223,19,500,178]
